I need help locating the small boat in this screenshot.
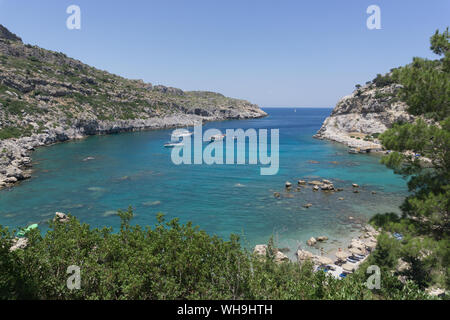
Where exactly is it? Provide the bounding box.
[346,257,359,263]
[172,131,193,139]
[164,142,184,148]
[209,134,226,142]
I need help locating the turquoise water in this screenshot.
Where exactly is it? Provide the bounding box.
[0,108,408,258]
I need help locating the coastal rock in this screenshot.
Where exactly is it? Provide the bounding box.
[253,244,289,264]
[54,212,70,223]
[285,181,292,188]
[320,183,335,191]
[316,236,328,242]
[313,83,415,148]
[9,237,28,252]
[303,203,312,208]
[298,180,306,185]
[274,251,289,264]
[253,244,267,256]
[307,237,317,246]
[297,249,314,263]
[313,185,319,191]
[352,183,359,188]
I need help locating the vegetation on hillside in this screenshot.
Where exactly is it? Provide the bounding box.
[0,24,260,140]
[370,28,449,294]
[0,209,430,300]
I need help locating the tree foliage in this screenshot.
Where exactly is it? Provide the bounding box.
[375,28,450,293]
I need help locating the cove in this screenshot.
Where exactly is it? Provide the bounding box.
[0,108,408,258]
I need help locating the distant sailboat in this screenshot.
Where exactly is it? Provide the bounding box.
[294,109,296,112]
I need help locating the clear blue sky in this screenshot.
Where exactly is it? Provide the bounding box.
[0,0,448,107]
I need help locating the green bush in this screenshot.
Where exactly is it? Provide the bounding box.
[0,208,431,300]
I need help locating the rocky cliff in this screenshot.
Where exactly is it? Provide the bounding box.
[314,82,414,149]
[0,25,266,188]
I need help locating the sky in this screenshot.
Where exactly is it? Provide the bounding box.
[0,0,448,107]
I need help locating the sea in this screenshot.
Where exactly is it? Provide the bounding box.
[0,108,408,259]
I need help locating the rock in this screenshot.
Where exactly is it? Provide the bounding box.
[320,183,334,191]
[313,185,320,191]
[285,181,292,188]
[295,187,301,192]
[353,189,359,193]
[307,237,317,246]
[308,180,322,186]
[371,191,377,194]
[54,212,70,223]
[313,83,415,150]
[273,192,281,198]
[303,203,312,208]
[322,179,332,184]
[338,197,345,200]
[10,237,28,252]
[336,188,344,191]
[297,249,314,263]
[274,251,289,264]
[352,183,359,188]
[298,180,306,185]
[253,245,289,264]
[253,244,267,256]
[316,236,328,242]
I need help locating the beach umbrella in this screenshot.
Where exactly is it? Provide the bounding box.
[335,250,350,261]
[315,256,333,265]
[342,263,355,273]
[349,247,364,255]
[350,241,365,250]
[364,241,377,250]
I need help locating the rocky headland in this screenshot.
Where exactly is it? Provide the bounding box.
[314,81,415,149]
[0,25,266,189]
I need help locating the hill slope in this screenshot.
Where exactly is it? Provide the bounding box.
[0,25,266,188]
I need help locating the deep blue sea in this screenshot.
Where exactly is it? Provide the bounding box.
[0,108,408,258]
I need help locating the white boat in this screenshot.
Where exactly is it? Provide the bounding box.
[209,134,226,142]
[164,142,184,148]
[172,131,193,139]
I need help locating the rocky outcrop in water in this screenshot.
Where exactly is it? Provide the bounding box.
[314,82,415,149]
[0,25,266,189]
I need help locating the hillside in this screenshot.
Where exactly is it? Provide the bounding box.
[0,25,266,188]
